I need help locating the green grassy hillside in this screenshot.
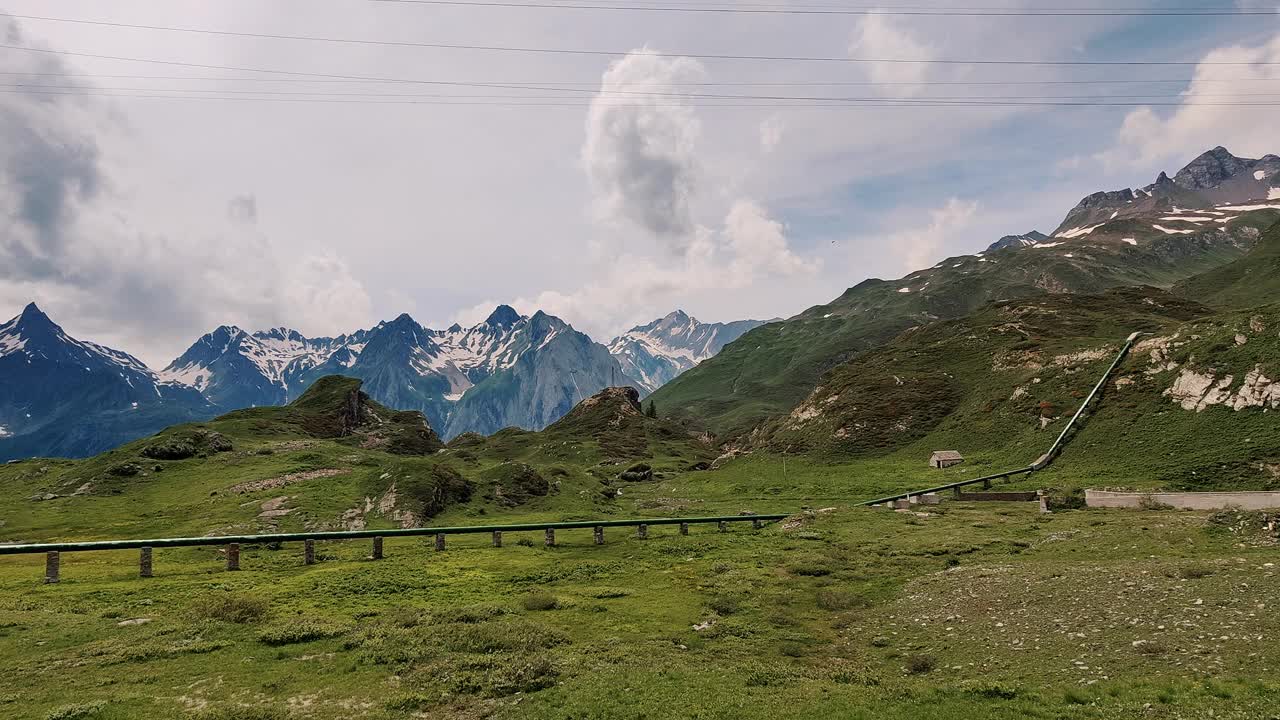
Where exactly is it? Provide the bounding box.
[1174,221,1280,309]
[652,214,1278,438]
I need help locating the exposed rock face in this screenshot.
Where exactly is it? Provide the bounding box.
[1174,147,1279,191]
[1165,365,1280,412]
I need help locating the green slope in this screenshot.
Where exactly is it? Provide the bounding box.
[1174,220,1280,309]
[652,212,1278,438]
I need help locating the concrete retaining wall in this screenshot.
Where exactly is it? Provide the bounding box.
[1085,489,1280,511]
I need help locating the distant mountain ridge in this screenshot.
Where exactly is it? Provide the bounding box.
[162,305,635,440]
[607,311,769,393]
[0,304,214,461]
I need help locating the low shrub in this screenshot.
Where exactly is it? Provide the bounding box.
[961,680,1019,700]
[45,702,107,720]
[708,594,742,615]
[196,593,269,624]
[904,654,937,674]
[816,588,863,611]
[522,593,559,611]
[257,620,346,646]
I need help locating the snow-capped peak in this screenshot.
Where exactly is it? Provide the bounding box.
[609,311,766,393]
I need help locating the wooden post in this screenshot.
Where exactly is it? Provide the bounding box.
[304,539,315,565]
[226,543,240,571]
[372,536,384,560]
[434,533,446,552]
[718,521,728,532]
[492,530,503,548]
[637,524,648,539]
[544,528,555,547]
[679,522,689,536]
[44,551,59,584]
[593,526,604,545]
[139,547,153,578]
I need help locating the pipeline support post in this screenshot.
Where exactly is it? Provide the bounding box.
[44,551,59,584]
[434,533,446,552]
[545,528,555,547]
[492,531,503,548]
[593,526,604,545]
[304,539,315,565]
[226,543,240,571]
[718,521,728,532]
[372,536,384,560]
[139,547,153,577]
[637,524,648,540]
[679,522,689,536]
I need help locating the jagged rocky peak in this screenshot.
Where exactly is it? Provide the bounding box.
[1054,145,1280,236]
[6,302,58,340]
[485,304,523,329]
[1174,146,1252,190]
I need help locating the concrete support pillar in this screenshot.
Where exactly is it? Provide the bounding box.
[593,526,604,545]
[982,478,992,490]
[139,547,153,578]
[304,539,315,565]
[44,551,60,584]
[679,522,689,536]
[226,543,240,571]
[953,486,962,498]
[718,521,728,532]
[1037,490,1050,514]
[372,536,384,560]
[434,533,446,552]
[637,524,648,539]
[492,531,503,548]
[544,528,555,547]
[752,519,763,530]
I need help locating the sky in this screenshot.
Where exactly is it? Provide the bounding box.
[1,0,1278,367]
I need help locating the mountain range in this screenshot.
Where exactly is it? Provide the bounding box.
[0,303,758,460]
[5,145,1278,461]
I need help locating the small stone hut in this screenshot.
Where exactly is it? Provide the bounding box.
[929,450,964,469]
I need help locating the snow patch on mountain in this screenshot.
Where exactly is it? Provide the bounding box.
[608,311,766,393]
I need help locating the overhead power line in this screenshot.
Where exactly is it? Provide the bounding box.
[3,13,1278,66]
[8,82,1280,102]
[8,70,1280,86]
[10,87,1280,108]
[370,0,1280,15]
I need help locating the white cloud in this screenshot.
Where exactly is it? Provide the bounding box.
[582,49,705,248]
[1098,33,1280,170]
[889,198,980,272]
[0,19,373,366]
[848,16,936,90]
[459,200,819,341]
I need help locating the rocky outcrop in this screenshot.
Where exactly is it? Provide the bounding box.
[1165,365,1280,412]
